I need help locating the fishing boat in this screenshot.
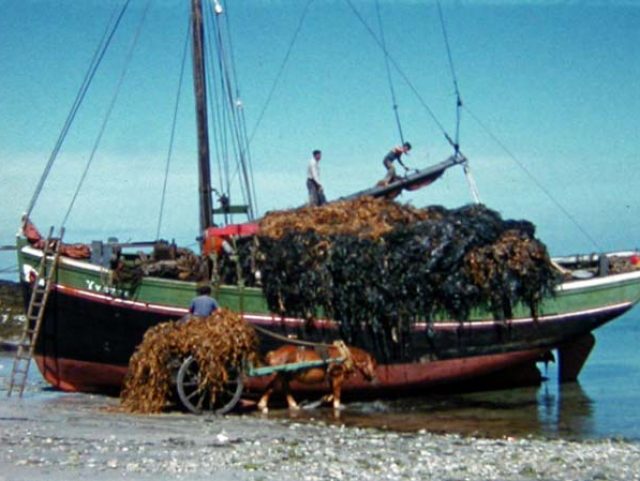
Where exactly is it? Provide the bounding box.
[14,0,640,399]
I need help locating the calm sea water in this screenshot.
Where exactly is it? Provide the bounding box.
[328,307,640,441]
[2,307,639,441]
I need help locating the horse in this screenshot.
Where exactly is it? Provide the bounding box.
[256,342,377,413]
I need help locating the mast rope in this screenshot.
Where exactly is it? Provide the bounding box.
[464,104,601,251]
[374,0,405,144]
[24,0,132,223]
[222,3,259,216]
[156,17,191,240]
[342,0,455,150]
[436,0,463,151]
[62,1,151,228]
[248,0,315,145]
[205,0,258,221]
[207,3,254,220]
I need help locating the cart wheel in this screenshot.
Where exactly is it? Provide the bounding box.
[176,356,243,415]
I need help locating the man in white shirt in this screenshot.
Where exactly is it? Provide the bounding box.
[306,149,326,206]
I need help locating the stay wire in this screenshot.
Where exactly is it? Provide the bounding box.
[211,10,251,219]
[203,3,226,214]
[222,1,259,215]
[248,0,315,144]
[206,5,255,221]
[375,0,405,145]
[156,16,191,240]
[214,13,256,220]
[204,6,229,206]
[464,104,601,251]
[24,0,131,222]
[342,0,453,148]
[62,0,152,228]
[436,0,462,150]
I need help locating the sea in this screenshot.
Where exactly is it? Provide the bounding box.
[1,307,639,442]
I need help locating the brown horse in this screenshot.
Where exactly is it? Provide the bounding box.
[257,343,377,413]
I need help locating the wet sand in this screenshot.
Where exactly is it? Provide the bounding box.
[2,365,640,481]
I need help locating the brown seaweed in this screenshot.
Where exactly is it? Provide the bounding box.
[120,309,258,414]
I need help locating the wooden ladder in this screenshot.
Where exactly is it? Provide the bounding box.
[7,227,64,397]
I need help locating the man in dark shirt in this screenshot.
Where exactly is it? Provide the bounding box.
[189,285,219,317]
[382,141,412,185]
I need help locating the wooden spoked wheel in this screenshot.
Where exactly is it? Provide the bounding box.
[175,355,244,415]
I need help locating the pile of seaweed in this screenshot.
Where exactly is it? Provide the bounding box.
[120,309,258,414]
[253,197,559,359]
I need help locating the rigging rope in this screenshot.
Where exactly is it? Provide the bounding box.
[207,2,256,220]
[342,0,454,150]
[223,2,259,217]
[208,4,247,221]
[24,0,131,224]
[156,17,191,240]
[248,0,315,145]
[374,0,405,144]
[62,0,151,228]
[464,104,601,251]
[436,0,463,151]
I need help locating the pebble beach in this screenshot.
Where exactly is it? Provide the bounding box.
[2,386,640,481]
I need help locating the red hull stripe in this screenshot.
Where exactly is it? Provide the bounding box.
[36,348,544,395]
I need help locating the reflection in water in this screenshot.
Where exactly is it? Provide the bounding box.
[265,381,595,440]
[0,353,600,440]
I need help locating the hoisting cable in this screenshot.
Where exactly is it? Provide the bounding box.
[156,17,191,240]
[203,7,231,219]
[248,0,316,144]
[374,0,405,145]
[436,0,462,152]
[342,0,453,150]
[209,2,255,220]
[62,1,151,228]
[212,3,257,220]
[464,104,601,251]
[435,0,480,203]
[222,1,260,216]
[24,0,132,224]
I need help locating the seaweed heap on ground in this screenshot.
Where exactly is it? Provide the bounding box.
[120,308,258,414]
[254,197,559,359]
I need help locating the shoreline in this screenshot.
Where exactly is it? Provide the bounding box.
[0,279,23,343]
[1,387,639,481]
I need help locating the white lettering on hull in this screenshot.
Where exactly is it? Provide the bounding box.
[85,279,130,298]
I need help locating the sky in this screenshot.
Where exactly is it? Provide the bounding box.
[1,0,639,280]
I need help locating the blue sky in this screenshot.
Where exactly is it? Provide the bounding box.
[1,0,639,279]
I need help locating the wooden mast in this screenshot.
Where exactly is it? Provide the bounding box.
[191,0,213,233]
